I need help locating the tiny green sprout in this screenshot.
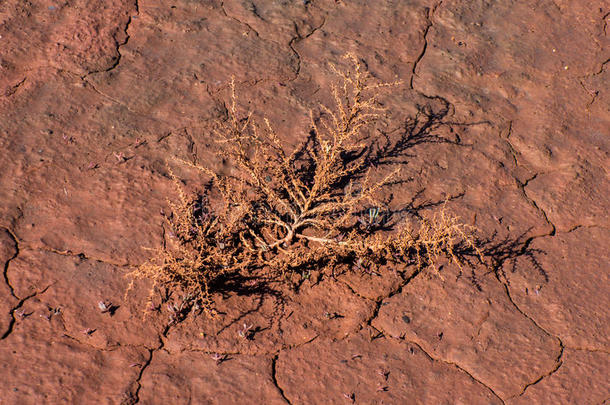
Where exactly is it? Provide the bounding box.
[369,207,380,223]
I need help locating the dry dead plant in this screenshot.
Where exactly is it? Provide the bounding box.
[129,54,483,314]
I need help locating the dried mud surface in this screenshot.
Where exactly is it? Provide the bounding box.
[1,1,608,404]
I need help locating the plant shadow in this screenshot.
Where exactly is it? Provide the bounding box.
[188,98,547,307]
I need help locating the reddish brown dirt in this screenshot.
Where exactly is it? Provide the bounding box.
[1,0,608,404]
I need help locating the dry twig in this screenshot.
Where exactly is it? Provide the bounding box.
[128,54,482,314]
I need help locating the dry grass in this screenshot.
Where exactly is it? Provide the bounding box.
[129,54,483,314]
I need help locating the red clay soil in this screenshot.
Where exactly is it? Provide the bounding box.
[1,1,608,404]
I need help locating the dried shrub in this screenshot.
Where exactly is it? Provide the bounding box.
[129,54,483,314]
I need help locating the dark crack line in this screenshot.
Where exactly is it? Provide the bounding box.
[365,267,423,325]
[407,340,506,404]
[129,344,157,405]
[502,282,566,397]
[410,2,442,90]
[83,1,139,78]
[560,224,608,234]
[519,180,556,236]
[450,361,506,403]
[35,246,135,268]
[81,80,143,114]
[344,267,504,402]
[79,71,176,126]
[1,285,52,340]
[59,334,168,405]
[61,333,118,352]
[171,346,244,356]
[374,277,563,403]
[522,173,538,188]
[10,64,168,126]
[340,267,424,339]
[578,57,609,109]
[498,122,555,236]
[410,8,432,89]
[169,334,319,358]
[220,1,261,37]
[220,0,326,84]
[579,79,600,108]
[207,77,268,97]
[587,58,609,78]
[3,77,26,97]
[288,18,326,82]
[2,228,20,299]
[60,332,160,355]
[502,121,520,168]
[125,323,166,405]
[502,283,561,342]
[271,354,293,404]
[512,340,564,398]
[566,347,610,354]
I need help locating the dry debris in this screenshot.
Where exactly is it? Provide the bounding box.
[128,54,483,314]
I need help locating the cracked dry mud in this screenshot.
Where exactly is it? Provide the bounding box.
[0,1,608,404]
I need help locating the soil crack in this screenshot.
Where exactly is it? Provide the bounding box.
[340,267,423,339]
[1,227,20,299]
[271,353,293,404]
[511,340,564,399]
[1,285,52,340]
[408,340,506,403]
[502,282,566,398]
[81,79,154,119]
[33,246,135,268]
[83,0,139,78]
[287,18,326,81]
[561,224,607,234]
[410,1,442,89]
[497,122,556,236]
[593,58,609,76]
[123,326,164,405]
[127,344,158,404]
[502,283,561,342]
[3,77,26,98]
[518,178,556,236]
[502,122,521,168]
[220,1,261,37]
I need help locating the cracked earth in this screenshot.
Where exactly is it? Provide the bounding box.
[0,0,608,404]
